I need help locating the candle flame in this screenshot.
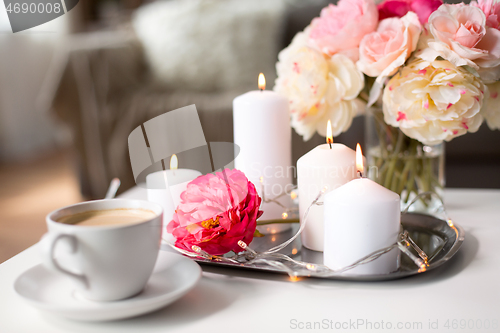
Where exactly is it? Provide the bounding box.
[258,73,266,90]
[326,120,333,145]
[170,154,178,170]
[356,143,364,176]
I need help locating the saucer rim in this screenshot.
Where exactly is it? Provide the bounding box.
[13,251,201,320]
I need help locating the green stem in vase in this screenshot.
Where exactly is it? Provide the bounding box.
[397,154,412,195]
[257,219,299,225]
[384,129,404,190]
[367,108,444,213]
[422,154,435,205]
[390,169,401,194]
[373,111,389,157]
[404,155,416,204]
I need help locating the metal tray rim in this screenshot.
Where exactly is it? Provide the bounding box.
[163,213,465,281]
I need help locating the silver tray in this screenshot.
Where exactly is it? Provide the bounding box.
[165,213,465,281]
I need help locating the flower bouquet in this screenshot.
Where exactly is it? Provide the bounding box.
[274,0,500,211]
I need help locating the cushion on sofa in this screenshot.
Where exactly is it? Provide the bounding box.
[132,0,286,92]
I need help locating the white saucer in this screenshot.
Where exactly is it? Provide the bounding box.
[14,251,201,322]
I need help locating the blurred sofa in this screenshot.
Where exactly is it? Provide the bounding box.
[46,0,500,199]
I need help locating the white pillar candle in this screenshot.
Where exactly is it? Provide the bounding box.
[297,122,358,251]
[323,144,400,275]
[233,73,292,234]
[146,155,202,240]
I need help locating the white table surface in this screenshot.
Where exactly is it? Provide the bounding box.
[1,188,499,333]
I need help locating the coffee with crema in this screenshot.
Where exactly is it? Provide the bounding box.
[57,208,157,227]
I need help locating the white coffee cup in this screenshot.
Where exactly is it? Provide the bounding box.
[40,199,163,302]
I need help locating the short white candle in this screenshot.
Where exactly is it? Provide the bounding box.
[146,155,202,234]
[297,121,358,251]
[233,73,293,234]
[323,144,400,275]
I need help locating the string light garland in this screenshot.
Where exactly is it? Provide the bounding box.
[166,190,452,278]
[257,177,299,224]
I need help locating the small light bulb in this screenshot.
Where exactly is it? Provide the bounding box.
[282,212,288,219]
[418,263,427,273]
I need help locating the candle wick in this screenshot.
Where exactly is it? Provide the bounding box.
[260,88,263,92]
[357,170,363,178]
[328,139,332,149]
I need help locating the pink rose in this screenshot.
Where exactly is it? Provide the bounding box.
[309,0,378,60]
[378,0,443,24]
[471,0,500,30]
[167,169,263,256]
[425,4,500,68]
[469,1,500,81]
[357,11,422,78]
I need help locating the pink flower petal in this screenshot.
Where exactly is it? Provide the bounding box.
[397,111,407,121]
[167,169,262,255]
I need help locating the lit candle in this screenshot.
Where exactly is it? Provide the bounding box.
[233,73,293,234]
[323,144,401,275]
[296,121,358,251]
[146,154,202,231]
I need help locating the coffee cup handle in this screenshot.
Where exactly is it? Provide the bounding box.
[40,233,88,289]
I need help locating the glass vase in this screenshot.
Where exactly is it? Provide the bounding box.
[365,107,445,214]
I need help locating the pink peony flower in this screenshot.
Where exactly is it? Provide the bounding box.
[378,0,443,24]
[471,0,500,30]
[308,0,378,60]
[418,3,500,72]
[167,169,263,256]
[357,11,421,78]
